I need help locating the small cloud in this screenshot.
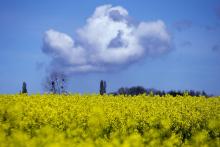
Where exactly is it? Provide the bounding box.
[215,5,220,19]
[204,25,219,31]
[180,41,192,47]
[212,44,220,52]
[173,20,192,32]
[42,4,172,75]
[203,21,220,31]
[36,61,45,71]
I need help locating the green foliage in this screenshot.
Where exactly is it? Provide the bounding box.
[0,94,219,146]
[21,82,27,94]
[100,80,106,95]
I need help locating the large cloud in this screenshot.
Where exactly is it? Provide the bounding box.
[42,4,172,74]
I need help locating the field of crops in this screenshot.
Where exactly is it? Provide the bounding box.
[0,94,219,147]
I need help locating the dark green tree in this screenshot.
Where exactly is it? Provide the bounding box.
[100,80,106,95]
[22,82,27,94]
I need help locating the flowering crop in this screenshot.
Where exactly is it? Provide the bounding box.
[0,94,219,146]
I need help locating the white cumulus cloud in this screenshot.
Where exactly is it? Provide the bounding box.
[42,4,172,74]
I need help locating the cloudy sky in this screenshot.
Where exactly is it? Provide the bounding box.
[0,0,220,95]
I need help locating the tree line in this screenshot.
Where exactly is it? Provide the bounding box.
[20,76,209,97]
[111,86,208,97]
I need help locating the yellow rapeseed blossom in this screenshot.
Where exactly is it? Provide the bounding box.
[0,94,219,146]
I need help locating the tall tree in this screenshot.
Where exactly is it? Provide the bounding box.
[100,80,107,95]
[21,82,28,94]
[44,72,67,94]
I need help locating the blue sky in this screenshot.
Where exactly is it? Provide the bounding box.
[0,0,220,95]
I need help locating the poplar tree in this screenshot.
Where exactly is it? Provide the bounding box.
[22,82,28,94]
[100,80,106,95]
